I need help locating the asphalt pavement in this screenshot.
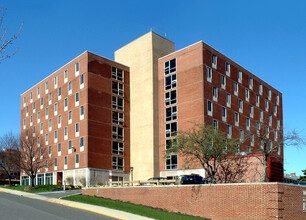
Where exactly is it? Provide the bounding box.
[0,188,153,220]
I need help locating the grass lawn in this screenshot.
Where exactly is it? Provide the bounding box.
[0,185,63,193]
[63,195,208,220]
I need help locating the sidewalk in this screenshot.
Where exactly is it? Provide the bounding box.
[0,187,153,220]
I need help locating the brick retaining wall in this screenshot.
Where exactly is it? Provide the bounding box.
[82,183,306,220]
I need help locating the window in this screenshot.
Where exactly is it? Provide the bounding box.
[75,123,79,137]
[112,141,124,155]
[235,112,239,126]
[64,156,67,169]
[166,139,177,150]
[226,93,231,108]
[266,126,269,138]
[48,119,52,131]
[33,102,36,113]
[265,100,269,112]
[112,96,124,110]
[45,107,49,119]
[234,82,238,96]
[207,100,213,116]
[274,130,278,141]
[64,98,68,111]
[112,156,124,170]
[206,67,212,82]
[165,74,177,90]
[75,62,79,76]
[256,95,260,107]
[64,70,68,83]
[269,141,272,150]
[222,107,226,122]
[40,122,43,134]
[226,62,230,76]
[23,96,26,106]
[166,106,177,121]
[68,110,72,124]
[276,94,279,106]
[250,134,254,146]
[80,74,84,89]
[54,158,58,169]
[250,105,254,118]
[58,115,61,128]
[37,87,40,98]
[247,147,251,153]
[277,119,280,130]
[30,92,33,103]
[54,130,58,143]
[58,143,61,156]
[165,90,177,106]
[257,122,260,134]
[54,76,58,88]
[269,115,272,126]
[112,126,124,140]
[54,103,58,115]
[166,155,178,170]
[238,70,242,83]
[227,125,232,139]
[239,100,243,113]
[75,92,79,106]
[30,115,33,126]
[246,118,250,130]
[64,126,68,140]
[260,110,263,122]
[259,83,263,95]
[33,126,36,136]
[80,137,84,151]
[26,106,29,116]
[48,93,52,105]
[40,97,43,109]
[268,89,271,100]
[236,144,240,154]
[212,54,217,69]
[164,58,176,75]
[249,77,253,90]
[240,130,244,142]
[274,105,277,116]
[68,140,73,153]
[112,67,124,81]
[245,88,249,102]
[221,75,226,89]
[213,119,218,130]
[75,154,79,167]
[112,81,124,96]
[80,106,84,120]
[166,122,177,137]
[277,144,280,155]
[212,86,218,101]
[58,87,61,100]
[37,111,40,123]
[48,146,51,157]
[45,160,48,169]
[23,118,26,129]
[68,81,72,95]
[45,133,48,145]
[45,82,48,94]
[112,111,124,125]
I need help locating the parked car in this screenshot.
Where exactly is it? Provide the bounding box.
[181,174,205,185]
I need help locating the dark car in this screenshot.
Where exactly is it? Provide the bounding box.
[181,174,205,185]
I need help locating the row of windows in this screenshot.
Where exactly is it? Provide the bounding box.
[23,65,82,106]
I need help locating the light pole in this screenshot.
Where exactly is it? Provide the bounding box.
[130,167,134,186]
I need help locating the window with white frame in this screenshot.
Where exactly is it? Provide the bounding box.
[213,119,218,130]
[238,70,242,83]
[165,90,177,106]
[48,93,52,105]
[112,111,124,125]
[54,130,58,143]
[23,96,26,107]
[166,106,177,121]
[277,144,280,155]
[246,118,250,130]
[58,143,61,156]
[64,126,68,140]
[206,67,212,82]
[112,156,124,170]
[234,82,238,96]
[40,97,43,109]
[58,115,61,128]
[274,130,278,141]
[165,139,177,150]
[212,54,217,69]
[240,130,244,142]
[54,76,58,89]
[166,155,178,170]
[68,110,72,124]
[37,136,40,147]
[245,88,249,102]
[30,92,33,103]
[274,105,277,116]
[80,106,84,120]
[239,100,243,113]
[257,122,260,134]
[227,125,232,139]
[45,82,49,94]
[48,119,52,131]
[235,112,239,126]
[26,106,29,116]
[269,115,272,126]
[75,92,79,106]
[265,100,269,112]
[75,154,79,168]
[250,134,254,146]
[268,89,271,100]
[40,122,43,134]
[164,58,176,75]
[256,95,260,107]
[212,86,218,101]
[112,126,124,140]
[33,126,36,136]
[64,70,68,83]
[23,118,26,129]
[68,140,72,154]
[112,96,124,110]
[165,74,177,90]
[58,87,61,100]
[33,102,36,113]
[68,81,72,95]
[260,110,263,122]
[80,74,84,89]
[45,107,49,119]
[45,133,48,145]
[64,156,67,169]
[37,87,40,98]
[112,67,124,81]
[277,119,280,130]
[75,62,79,76]
[54,158,58,170]
[250,105,254,118]
[112,141,124,155]
[64,98,68,111]
[30,115,33,126]
[166,122,177,138]
[112,81,124,96]
[276,94,279,106]
[259,83,263,95]
[226,93,231,108]
[249,77,253,90]
[75,123,79,137]
[221,75,226,89]
[37,111,40,123]
[222,107,226,122]
[226,62,230,76]
[80,137,84,151]
[269,140,272,150]
[54,103,58,116]
[207,100,213,116]
[266,126,269,138]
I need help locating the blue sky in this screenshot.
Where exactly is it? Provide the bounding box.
[1,0,305,176]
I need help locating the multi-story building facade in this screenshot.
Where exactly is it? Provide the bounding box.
[20,51,130,186]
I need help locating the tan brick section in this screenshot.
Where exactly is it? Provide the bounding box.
[83,183,306,220]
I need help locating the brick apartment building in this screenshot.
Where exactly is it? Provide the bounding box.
[20,32,283,185]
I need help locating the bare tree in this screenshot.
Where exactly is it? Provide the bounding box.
[167,124,239,184]
[0,7,23,63]
[20,128,52,187]
[0,132,20,185]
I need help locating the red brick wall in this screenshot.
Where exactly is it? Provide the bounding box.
[83,183,306,220]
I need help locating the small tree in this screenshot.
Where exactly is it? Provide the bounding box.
[0,132,20,185]
[167,124,238,184]
[298,169,306,182]
[0,7,23,63]
[20,129,52,187]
